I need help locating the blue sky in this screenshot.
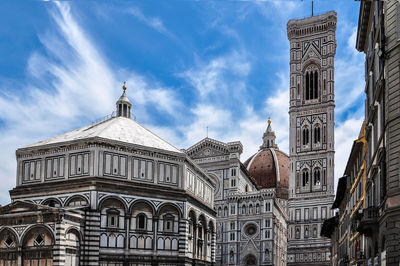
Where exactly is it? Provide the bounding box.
[0,0,364,205]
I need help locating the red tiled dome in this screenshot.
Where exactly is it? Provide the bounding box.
[244,148,290,196]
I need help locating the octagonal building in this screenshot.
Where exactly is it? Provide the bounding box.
[0,86,216,266]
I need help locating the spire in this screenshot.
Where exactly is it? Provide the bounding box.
[116,82,132,118]
[267,117,272,132]
[260,118,278,150]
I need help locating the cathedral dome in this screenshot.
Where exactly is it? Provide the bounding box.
[243,119,289,198]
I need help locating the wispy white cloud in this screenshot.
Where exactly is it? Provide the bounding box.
[335,27,365,114]
[180,51,251,99]
[0,2,181,205]
[334,117,364,185]
[127,7,174,39]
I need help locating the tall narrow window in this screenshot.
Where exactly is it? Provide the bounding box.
[314,168,321,186]
[306,72,310,100]
[302,170,309,187]
[314,71,318,99]
[314,127,321,143]
[137,214,146,230]
[310,72,314,99]
[303,128,310,145]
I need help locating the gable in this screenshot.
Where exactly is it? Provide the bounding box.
[186,138,229,159]
[302,42,321,61]
[0,201,57,215]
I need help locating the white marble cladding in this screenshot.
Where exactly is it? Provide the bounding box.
[16,143,214,208]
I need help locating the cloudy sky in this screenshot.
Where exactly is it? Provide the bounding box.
[0,0,364,205]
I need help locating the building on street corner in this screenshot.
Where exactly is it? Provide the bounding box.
[322,1,400,265]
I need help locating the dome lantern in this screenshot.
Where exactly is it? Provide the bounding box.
[116,82,132,118]
[260,118,278,150]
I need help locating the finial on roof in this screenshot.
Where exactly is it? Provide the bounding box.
[122,81,127,91]
[268,117,271,125]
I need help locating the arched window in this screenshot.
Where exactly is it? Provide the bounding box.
[256,203,260,214]
[224,207,228,217]
[249,204,253,214]
[42,198,61,208]
[305,67,319,100]
[218,207,222,216]
[303,128,310,145]
[314,71,318,99]
[314,168,321,186]
[302,170,309,187]
[136,213,146,230]
[198,225,203,239]
[242,205,247,215]
[245,254,257,265]
[314,126,321,144]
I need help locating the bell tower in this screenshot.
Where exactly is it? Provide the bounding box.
[287,11,336,265]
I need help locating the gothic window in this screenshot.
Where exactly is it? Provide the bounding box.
[256,203,260,214]
[265,219,271,227]
[302,127,310,145]
[218,207,222,216]
[265,202,271,212]
[314,126,321,144]
[230,205,236,215]
[137,213,147,230]
[265,230,270,239]
[230,233,235,241]
[313,227,317,238]
[249,204,253,215]
[224,206,228,216]
[314,168,321,186]
[242,205,247,215]
[230,222,235,230]
[305,67,319,100]
[302,170,309,187]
